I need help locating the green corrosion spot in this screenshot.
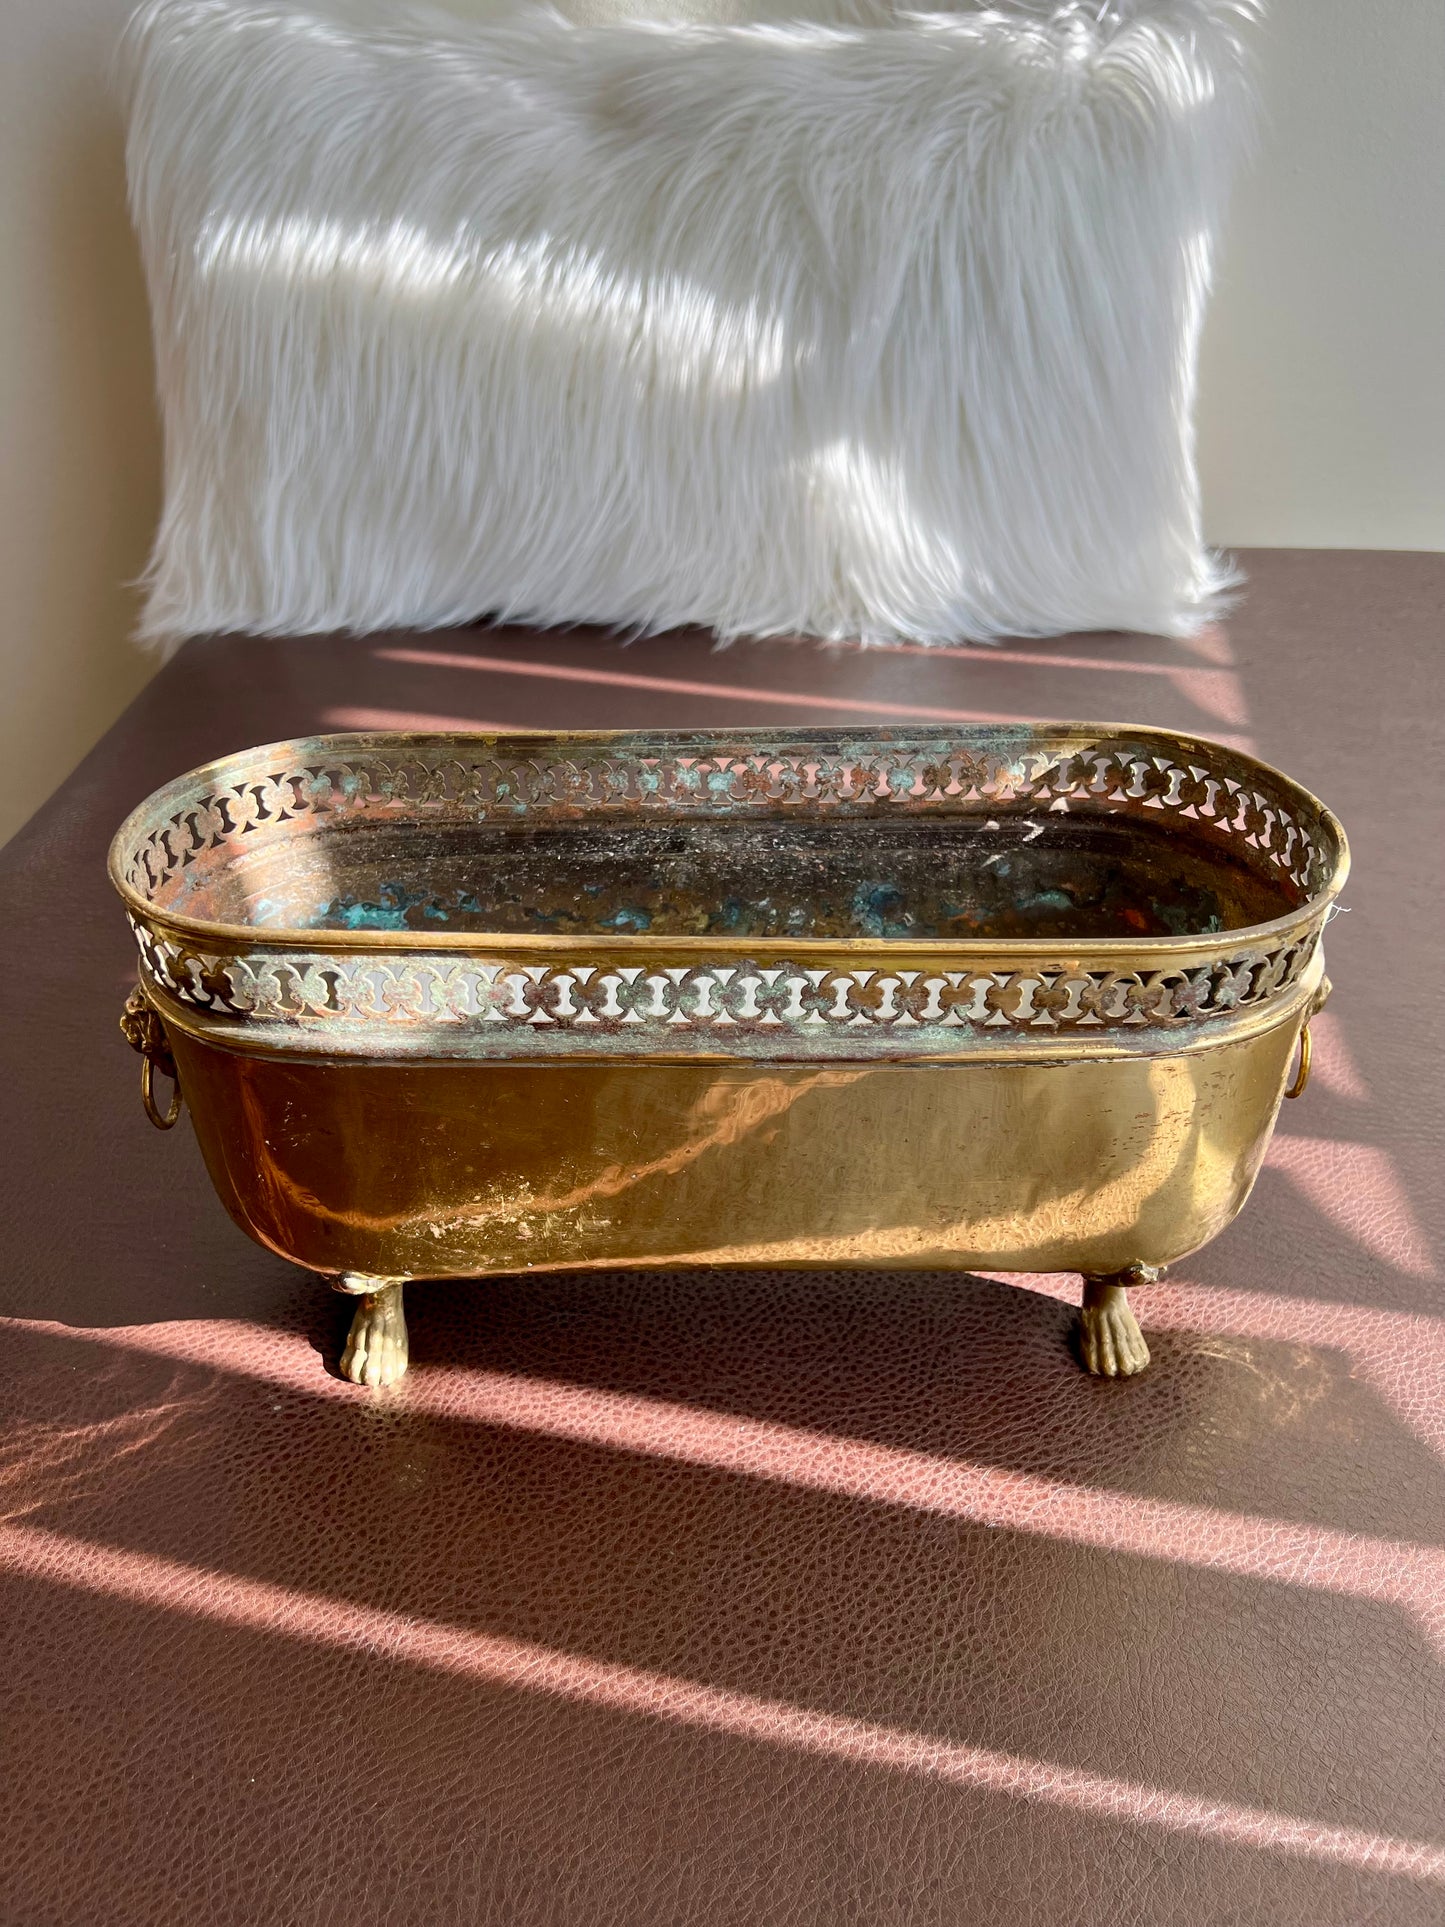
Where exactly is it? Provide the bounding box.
[851,882,915,939]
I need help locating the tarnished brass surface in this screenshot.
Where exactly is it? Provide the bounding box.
[110,725,1348,1380]
[111,725,1346,1064]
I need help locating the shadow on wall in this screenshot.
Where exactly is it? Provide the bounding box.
[0,77,161,846]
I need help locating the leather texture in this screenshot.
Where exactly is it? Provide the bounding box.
[1,550,1442,1925]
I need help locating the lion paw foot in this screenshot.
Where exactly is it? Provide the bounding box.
[339,1281,408,1387]
[1078,1279,1151,1378]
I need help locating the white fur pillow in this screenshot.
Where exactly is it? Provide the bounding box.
[125,0,1257,647]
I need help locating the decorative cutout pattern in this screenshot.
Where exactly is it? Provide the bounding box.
[133,919,1317,1051]
[119,731,1340,1057]
[121,735,1332,910]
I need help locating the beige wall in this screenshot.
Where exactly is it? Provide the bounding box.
[2,0,161,847]
[2,0,1441,846]
[1199,0,1445,550]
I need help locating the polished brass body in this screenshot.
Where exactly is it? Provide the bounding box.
[111,726,1348,1384]
[165,1010,1309,1280]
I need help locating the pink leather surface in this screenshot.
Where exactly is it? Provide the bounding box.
[1,550,1442,1923]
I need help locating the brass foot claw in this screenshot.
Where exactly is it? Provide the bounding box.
[337,1277,408,1387]
[1078,1266,1159,1378]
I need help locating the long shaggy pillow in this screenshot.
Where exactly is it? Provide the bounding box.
[125,0,1258,647]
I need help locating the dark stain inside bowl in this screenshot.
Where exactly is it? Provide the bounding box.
[202,811,1288,942]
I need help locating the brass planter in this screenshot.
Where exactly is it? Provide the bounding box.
[111,726,1347,1385]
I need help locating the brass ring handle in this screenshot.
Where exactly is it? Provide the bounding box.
[1284,1022,1313,1100]
[121,983,183,1130]
[140,1051,183,1130]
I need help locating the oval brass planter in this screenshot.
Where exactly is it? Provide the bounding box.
[111,724,1348,1386]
